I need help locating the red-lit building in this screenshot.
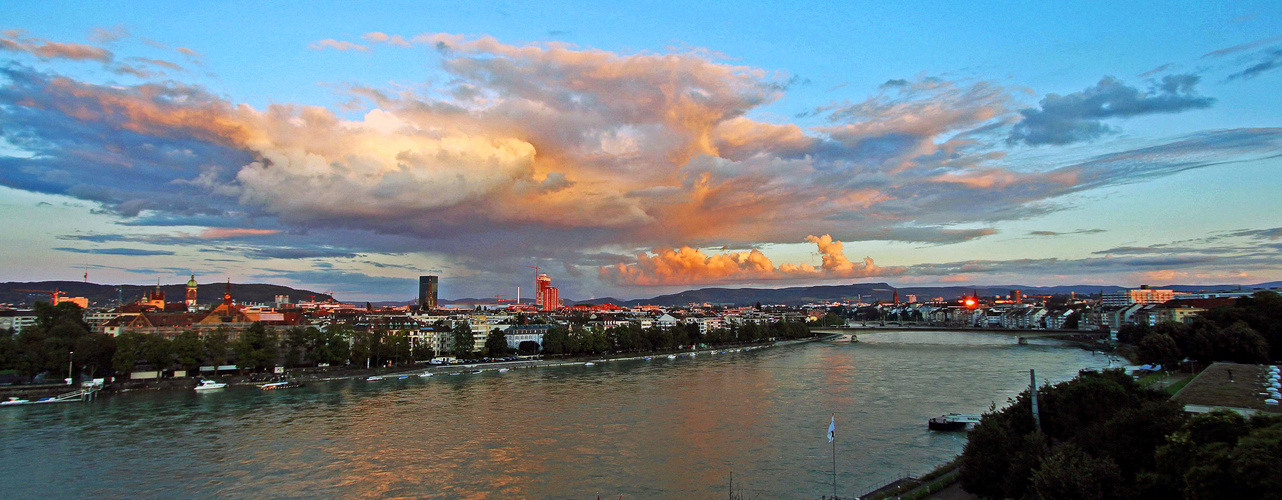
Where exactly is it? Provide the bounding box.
[535,272,561,312]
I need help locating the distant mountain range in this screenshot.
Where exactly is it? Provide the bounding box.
[5,280,1279,309]
[566,281,1282,307]
[0,281,334,308]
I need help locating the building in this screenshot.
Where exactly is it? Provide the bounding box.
[535,273,560,312]
[185,275,199,310]
[419,275,439,310]
[0,309,37,334]
[505,324,552,350]
[1101,285,1177,307]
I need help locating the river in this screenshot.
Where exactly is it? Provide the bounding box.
[0,331,1111,498]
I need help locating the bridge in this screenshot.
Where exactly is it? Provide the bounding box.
[811,326,1109,341]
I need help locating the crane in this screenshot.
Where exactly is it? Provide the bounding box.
[16,289,63,304]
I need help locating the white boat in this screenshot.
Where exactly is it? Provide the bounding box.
[498,368,510,373]
[667,354,676,359]
[194,379,227,391]
[1,397,30,405]
[260,381,303,390]
[419,372,433,378]
[366,375,384,381]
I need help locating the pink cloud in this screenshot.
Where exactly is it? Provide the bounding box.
[308,39,368,52]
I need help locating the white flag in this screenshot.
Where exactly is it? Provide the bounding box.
[828,415,835,443]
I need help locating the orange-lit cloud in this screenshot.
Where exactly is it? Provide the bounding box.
[600,234,902,286]
[1,30,112,61]
[5,31,1282,295]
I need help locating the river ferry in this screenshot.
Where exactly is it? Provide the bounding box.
[927,413,982,431]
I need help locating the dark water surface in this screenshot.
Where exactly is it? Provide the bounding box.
[0,332,1110,498]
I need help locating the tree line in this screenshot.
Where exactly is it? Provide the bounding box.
[2,303,815,379]
[959,370,1282,499]
[1119,291,1281,367]
[537,320,811,356]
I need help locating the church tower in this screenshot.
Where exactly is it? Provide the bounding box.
[186,274,199,311]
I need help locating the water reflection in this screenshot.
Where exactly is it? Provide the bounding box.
[0,332,1108,498]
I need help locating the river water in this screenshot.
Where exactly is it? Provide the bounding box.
[0,331,1110,499]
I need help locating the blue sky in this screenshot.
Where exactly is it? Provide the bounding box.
[2,1,1281,301]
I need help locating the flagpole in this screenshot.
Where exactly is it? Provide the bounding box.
[831,413,837,499]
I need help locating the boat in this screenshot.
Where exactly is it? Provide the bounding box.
[667,354,676,359]
[194,379,227,391]
[849,334,858,343]
[397,375,408,379]
[260,381,303,390]
[366,375,384,381]
[1,397,30,405]
[643,356,652,361]
[498,368,510,373]
[1017,337,1029,345]
[584,362,596,366]
[419,372,433,378]
[928,413,982,431]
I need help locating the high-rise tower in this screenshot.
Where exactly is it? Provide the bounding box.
[419,275,439,311]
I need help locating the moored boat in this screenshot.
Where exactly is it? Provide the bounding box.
[927,413,981,431]
[260,381,303,390]
[194,379,227,391]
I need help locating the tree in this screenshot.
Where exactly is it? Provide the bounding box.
[204,327,230,366]
[1213,321,1269,363]
[1137,333,1181,368]
[1030,443,1123,500]
[518,340,540,355]
[311,326,350,366]
[112,332,146,375]
[140,335,173,372]
[1117,323,1152,345]
[233,322,278,371]
[172,331,204,372]
[1229,422,1282,499]
[451,322,474,357]
[281,326,308,368]
[484,328,508,357]
[542,325,569,355]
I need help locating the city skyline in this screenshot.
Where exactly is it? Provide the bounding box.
[2,2,1281,301]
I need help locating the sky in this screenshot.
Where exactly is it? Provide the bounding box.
[1,1,1281,302]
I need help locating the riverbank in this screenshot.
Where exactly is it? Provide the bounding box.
[101,339,784,393]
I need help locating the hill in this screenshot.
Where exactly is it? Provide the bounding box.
[0,281,334,308]
[570,281,1281,307]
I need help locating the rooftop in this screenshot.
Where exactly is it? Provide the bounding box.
[1170,362,1280,415]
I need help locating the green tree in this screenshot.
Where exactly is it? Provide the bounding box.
[140,335,173,372]
[311,326,350,366]
[451,322,474,357]
[1137,333,1181,368]
[112,331,146,375]
[233,322,278,371]
[484,328,509,357]
[542,325,569,355]
[281,326,308,368]
[1030,443,1123,500]
[204,327,230,366]
[1213,321,1269,363]
[172,330,204,372]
